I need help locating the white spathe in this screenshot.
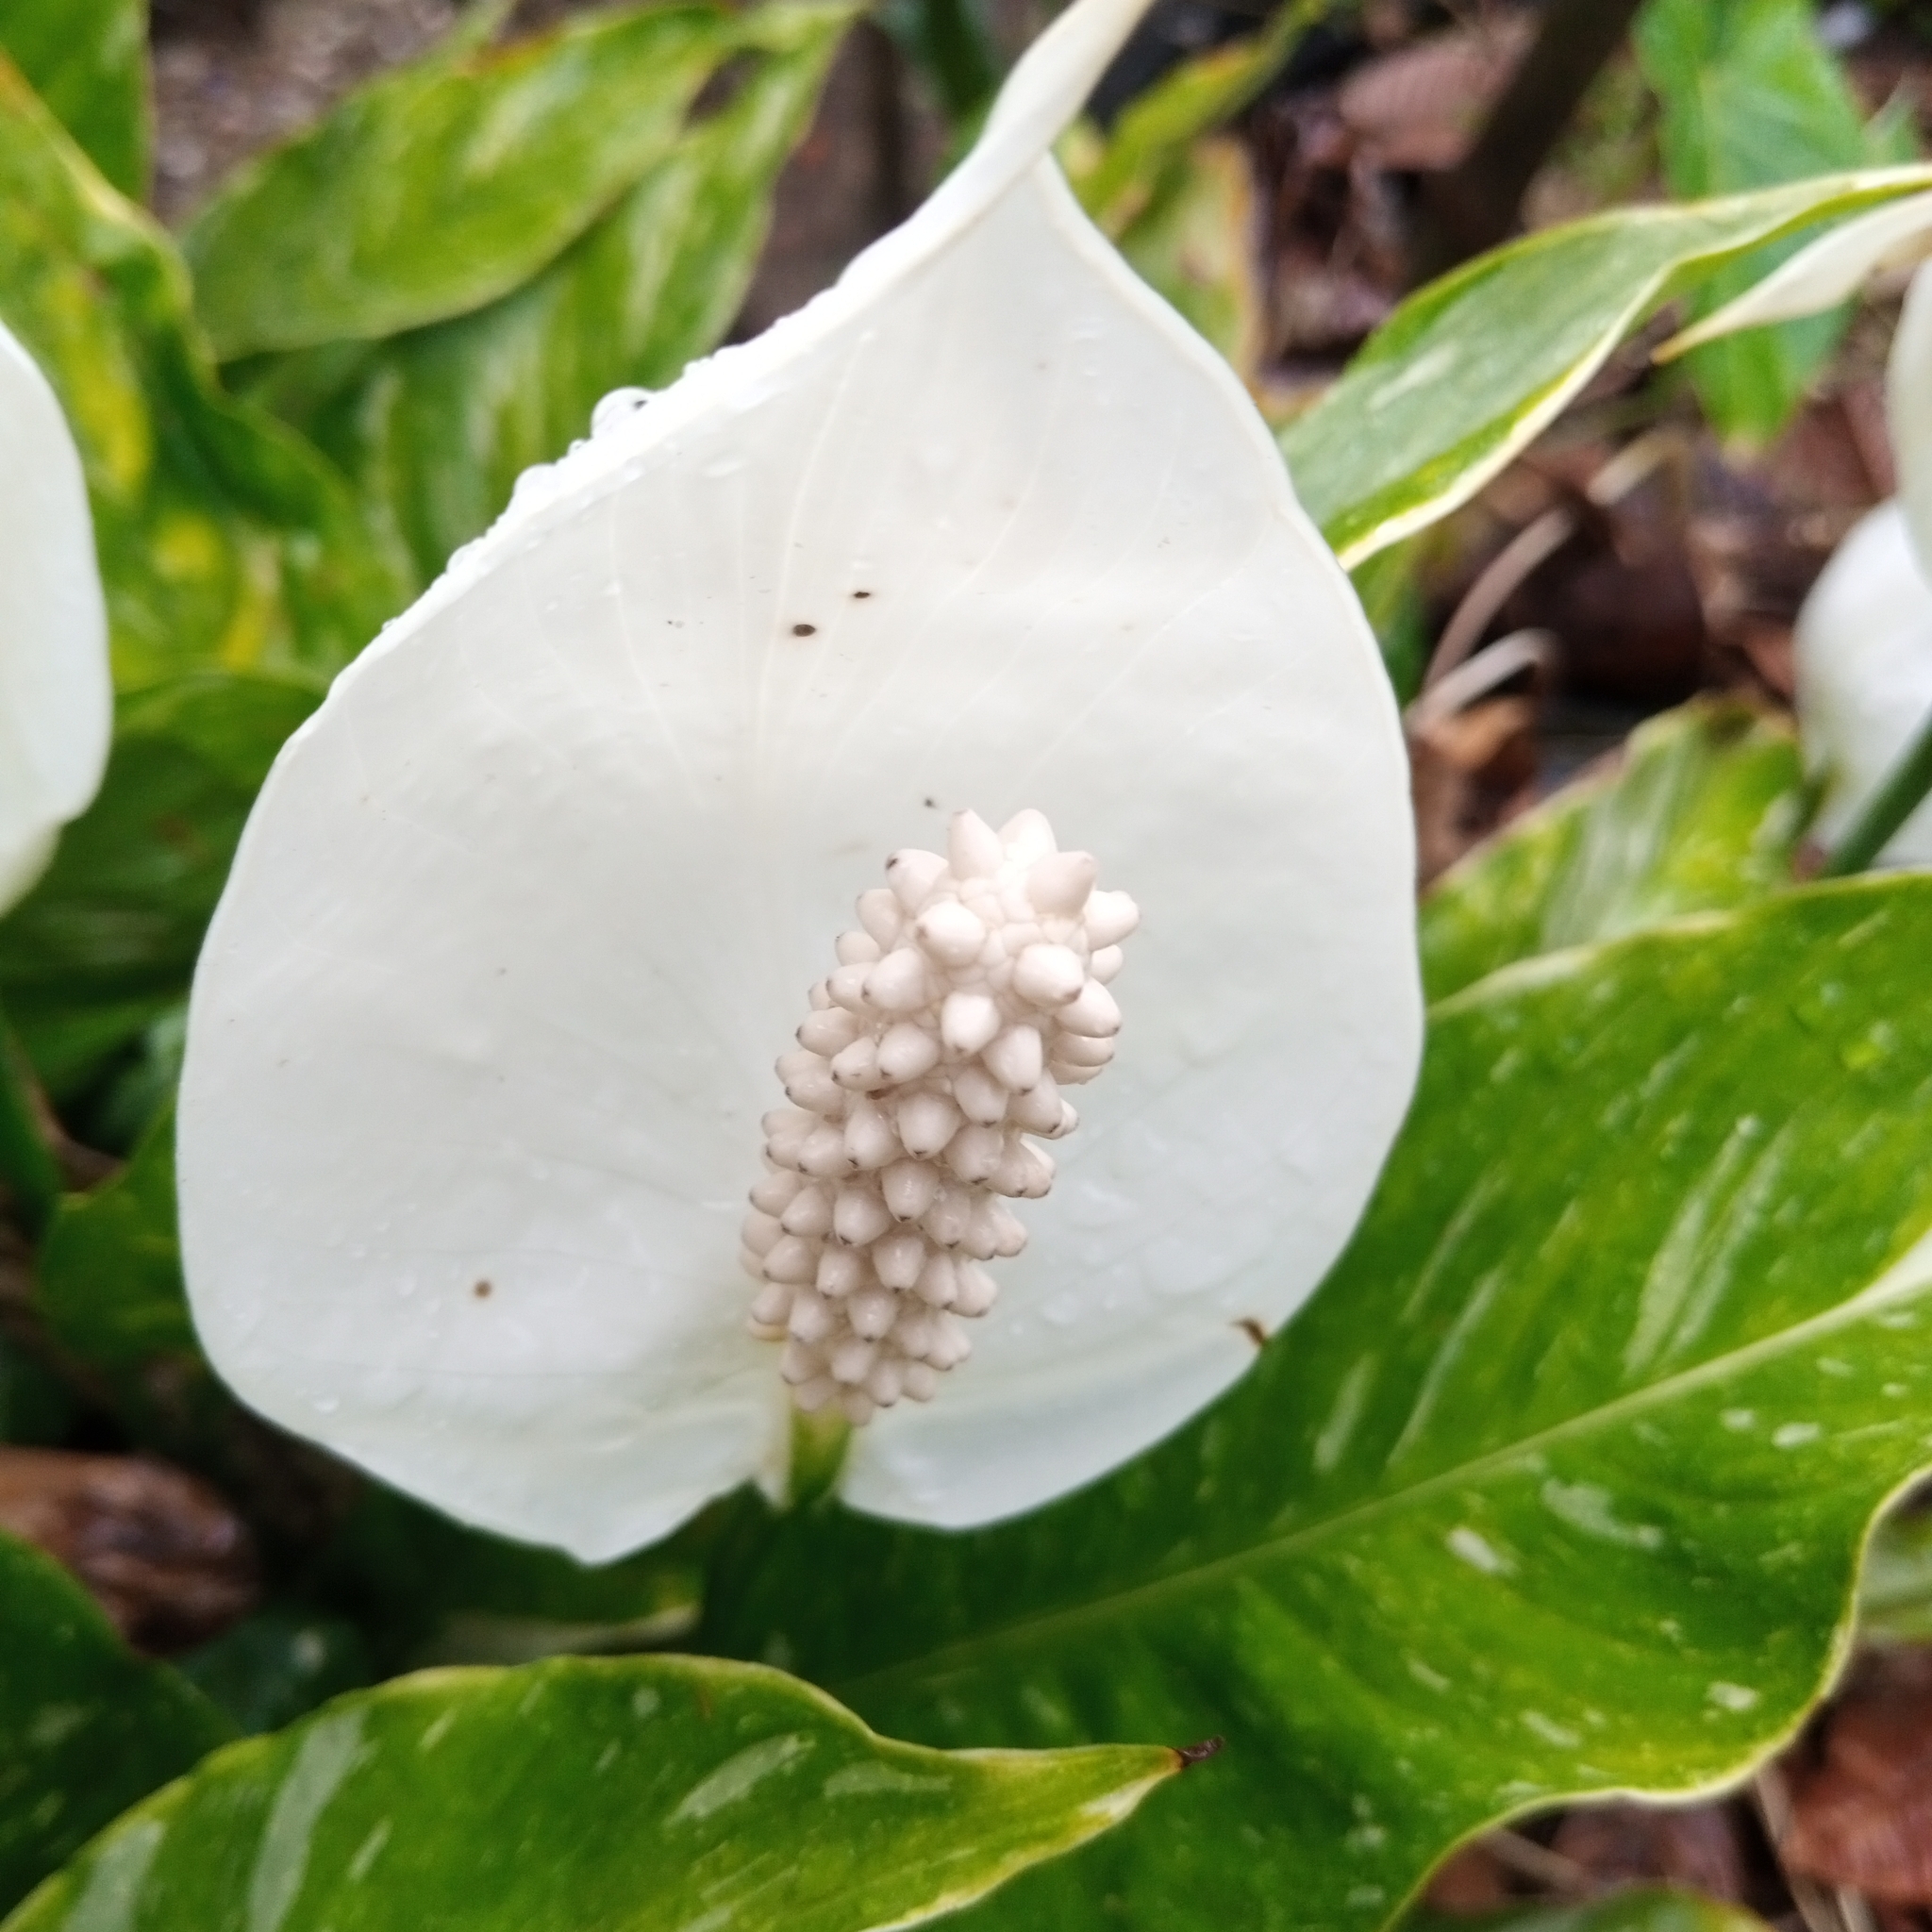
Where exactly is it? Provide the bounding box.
[176,0,1423,1562]
[1667,194,1932,865]
[0,321,110,910]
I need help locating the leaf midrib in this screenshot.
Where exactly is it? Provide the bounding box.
[840,1228,1932,1701]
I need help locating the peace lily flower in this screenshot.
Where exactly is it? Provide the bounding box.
[0,320,110,912]
[1668,194,1932,863]
[177,0,1421,1562]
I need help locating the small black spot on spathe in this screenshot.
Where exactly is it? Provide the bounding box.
[923,796,938,810]
[473,1279,493,1300]
[1235,1317,1268,1351]
[791,622,817,638]
[851,590,873,600]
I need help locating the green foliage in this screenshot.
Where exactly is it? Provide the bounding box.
[1857,1503,1932,1641]
[1283,167,1932,567]
[1421,699,1810,1004]
[702,874,1932,1932]
[0,675,321,1113]
[186,2,852,361]
[1636,0,1916,441]
[3,1656,1178,1932]
[312,1483,706,1673]
[1409,1892,1773,1932]
[36,1104,192,1371]
[0,0,150,200]
[176,1612,375,1738]
[0,58,407,686]
[0,1529,231,1917]
[232,1,853,581]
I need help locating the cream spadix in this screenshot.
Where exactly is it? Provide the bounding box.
[177,0,1422,1562]
[1663,197,1932,863]
[0,321,110,911]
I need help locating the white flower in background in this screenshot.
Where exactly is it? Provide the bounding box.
[0,320,110,912]
[1669,194,1932,863]
[177,0,1421,1563]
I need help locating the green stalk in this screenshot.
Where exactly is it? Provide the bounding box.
[788,1403,853,1508]
[1819,702,1932,877]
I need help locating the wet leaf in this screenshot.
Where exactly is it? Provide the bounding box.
[5,1655,1180,1932]
[702,874,1932,1932]
[1283,168,1932,567]
[237,0,852,580]
[0,0,149,199]
[0,1527,229,1916]
[186,1,853,360]
[0,58,407,686]
[1420,699,1809,1005]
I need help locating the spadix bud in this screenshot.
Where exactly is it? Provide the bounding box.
[745,808,1138,1424]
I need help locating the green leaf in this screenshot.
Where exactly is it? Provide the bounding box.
[0,1001,59,1236]
[0,0,150,200]
[4,1656,1180,1932]
[702,874,1932,1932]
[36,1104,193,1371]
[236,1,850,580]
[0,1528,230,1917]
[176,1611,375,1738]
[185,2,851,361]
[0,58,408,684]
[1420,698,1810,1004]
[0,673,321,1111]
[1635,0,1914,443]
[1408,1891,1773,1932]
[313,1483,705,1673]
[1106,137,1263,380]
[1283,167,1932,568]
[1856,1503,1932,1641]
[1066,0,1313,236]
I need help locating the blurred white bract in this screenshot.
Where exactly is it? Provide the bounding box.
[0,321,110,912]
[1672,194,1932,864]
[177,0,1422,1561]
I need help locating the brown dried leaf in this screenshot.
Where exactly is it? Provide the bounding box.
[1784,1646,1932,1905]
[1337,18,1534,174]
[0,1446,257,1654]
[1550,1801,1753,1903]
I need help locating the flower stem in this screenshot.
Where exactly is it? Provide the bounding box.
[1819,701,1932,877]
[787,1405,852,1510]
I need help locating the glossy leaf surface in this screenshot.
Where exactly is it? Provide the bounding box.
[1635,0,1907,442]
[1420,699,1808,1005]
[0,60,406,685]
[185,2,850,359]
[5,1656,1179,1932]
[0,1529,230,1916]
[240,0,851,580]
[0,0,149,198]
[702,874,1932,1932]
[0,673,320,1110]
[1282,168,1932,567]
